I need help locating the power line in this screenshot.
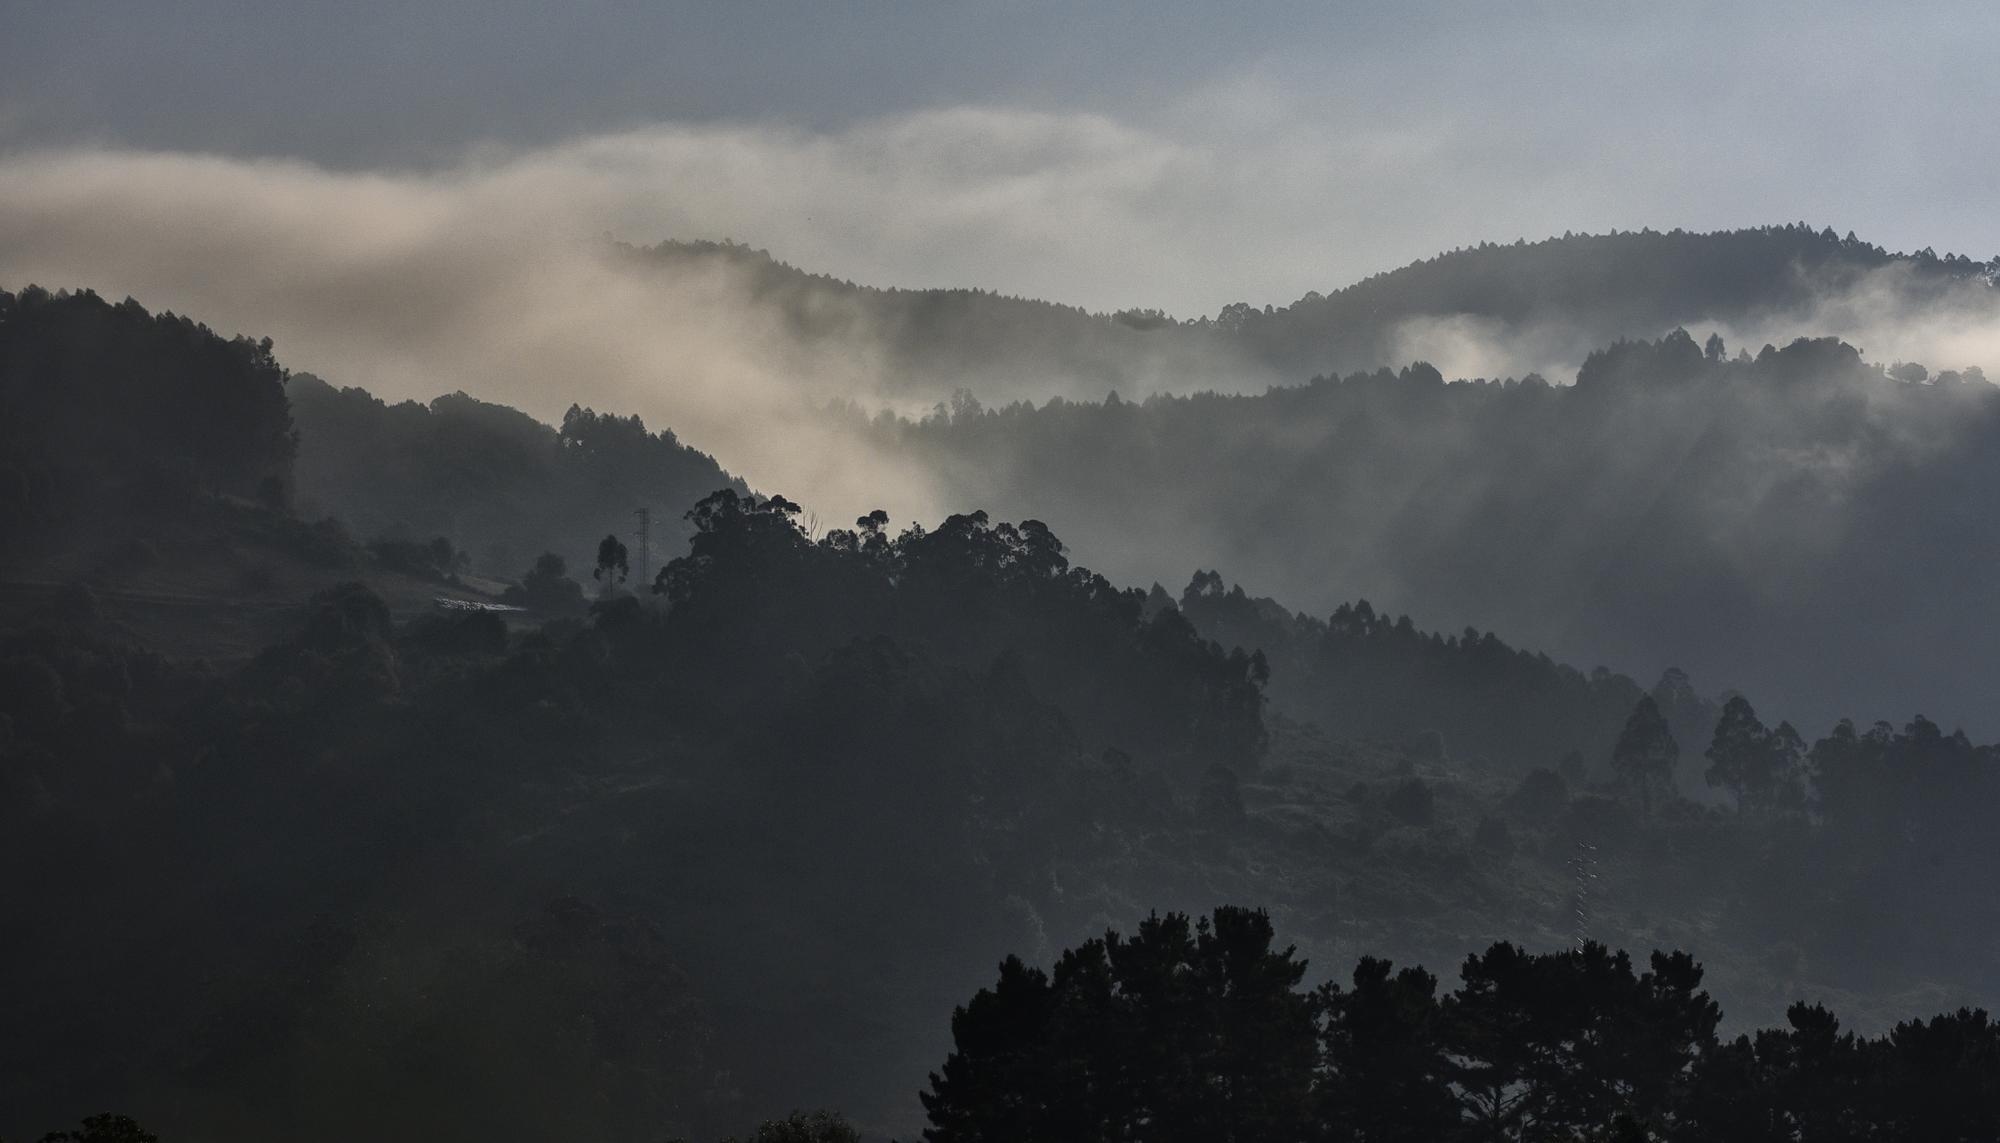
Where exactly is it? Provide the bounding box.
[1569,840,1599,951]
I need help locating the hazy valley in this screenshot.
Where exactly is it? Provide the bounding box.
[7,213,2000,1138]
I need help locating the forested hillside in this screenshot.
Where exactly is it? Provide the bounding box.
[9,274,2000,1140]
[1225,223,1996,378]
[864,330,2000,736]
[625,238,1268,404]
[12,475,2000,1138]
[287,373,745,581]
[1,286,294,533]
[1175,573,1717,796]
[632,225,1997,402]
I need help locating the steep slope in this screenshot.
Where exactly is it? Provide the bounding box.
[288,374,747,585]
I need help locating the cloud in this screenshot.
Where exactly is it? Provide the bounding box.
[0,105,1329,523]
[1386,314,1581,386]
[1383,258,2000,392]
[0,103,1996,533]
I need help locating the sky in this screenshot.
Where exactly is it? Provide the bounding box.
[4,0,1997,319]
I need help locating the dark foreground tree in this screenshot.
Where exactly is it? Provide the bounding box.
[1316,958,1457,1142]
[921,907,1317,1143]
[924,908,2000,1142]
[1445,942,1717,1138]
[594,532,630,592]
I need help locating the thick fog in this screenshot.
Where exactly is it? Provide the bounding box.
[0,120,1296,527]
[1384,260,2000,389]
[4,125,1998,542]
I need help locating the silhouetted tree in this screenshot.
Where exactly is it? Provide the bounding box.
[503,551,587,614]
[924,908,2000,1142]
[1704,695,1808,814]
[1611,696,1678,812]
[1317,958,1457,1142]
[921,908,1317,1143]
[593,533,630,594]
[721,1111,859,1143]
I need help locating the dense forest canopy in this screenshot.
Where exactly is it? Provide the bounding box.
[286,373,745,580]
[861,329,2000,736]
[0,287,295,533]
[0,482,1268,1137]
[923,907,2000,1142]
[1176,572,1703,792]
[2,285,744,603]
[11,458,2000,1136]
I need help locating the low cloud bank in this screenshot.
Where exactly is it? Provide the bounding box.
[1,109,1995,533]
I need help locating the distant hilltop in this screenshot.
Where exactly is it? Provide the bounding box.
[627,224,1998,388]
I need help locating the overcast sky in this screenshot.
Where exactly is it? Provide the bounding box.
[4,0,1996,318]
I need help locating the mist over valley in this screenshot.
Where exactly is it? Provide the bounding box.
[7,6,2000,1140]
